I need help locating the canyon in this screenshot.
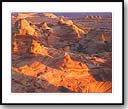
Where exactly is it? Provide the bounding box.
[11,12,112,93]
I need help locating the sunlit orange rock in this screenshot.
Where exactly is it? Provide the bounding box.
[11,13,112,93]
[58,18,85,36]
[42,22,51,30]
[15,18,38,36]
[16,13,37,19]
[49,52,89,70]
[88,81,112,93]
[43,12,58,19]
[30,40,50,56]
[31,40,43,53]
[58,18,65,25]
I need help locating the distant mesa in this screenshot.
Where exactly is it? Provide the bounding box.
[84,15,102,20]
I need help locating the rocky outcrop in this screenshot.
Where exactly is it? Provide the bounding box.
[58,18,85,38]
[41,22,51,30]
[45,18,86,48]
[48,52,89,70]
[12,12,112,93]
[42,13,58,19]
[14,19,38,36]
[30,40,51,57]
[16,13,37,19]
[58,18,74,26]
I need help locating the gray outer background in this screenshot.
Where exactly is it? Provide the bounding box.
[1,0,128,109]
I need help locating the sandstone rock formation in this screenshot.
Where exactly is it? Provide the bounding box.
[41,22,51,30]
[58,18,74,26]
[45,18,86,49]
[16,13,37,19]
[42,13,58,19]
[14,18,38,36]
[58,18,85,38]
[12,48,112,93]
[48,52,89,70]
[11,12,112,93]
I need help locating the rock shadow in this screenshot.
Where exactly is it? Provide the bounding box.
[12,53,62,70]
[12,71,72,93]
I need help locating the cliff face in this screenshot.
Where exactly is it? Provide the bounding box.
[11,12,112,93]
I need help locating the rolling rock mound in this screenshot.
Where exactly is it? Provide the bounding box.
[12,41,112,93]
[46,18,87,49]
[49,52,89,70]
[57,18,86,38]
[78,32,112,54]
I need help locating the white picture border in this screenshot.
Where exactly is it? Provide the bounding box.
[2,2,123,104]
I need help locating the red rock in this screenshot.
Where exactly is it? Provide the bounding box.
[11,13,112,93]
[43,13,58,19]
[14,18,38,36]
[49,52,89,70]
